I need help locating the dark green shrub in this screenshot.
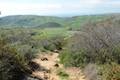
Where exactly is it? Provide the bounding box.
[60,49,87,67]
[40,39,56,51]
[16,45,38,60]
[0,39,31,80]
[39,36,65,51]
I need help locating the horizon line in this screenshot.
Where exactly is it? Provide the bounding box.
[0,12,120,18]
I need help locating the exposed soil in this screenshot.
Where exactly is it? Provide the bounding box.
[31,52,86,80]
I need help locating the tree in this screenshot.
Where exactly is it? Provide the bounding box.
[60,18,120,67]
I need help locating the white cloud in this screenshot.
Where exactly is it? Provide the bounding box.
[0,0,106,11]
[0,3,61,11]
[0,2,62,16]
[0,0,120,16]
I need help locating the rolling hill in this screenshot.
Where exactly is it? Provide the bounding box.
[0,15,64,28]
[0,14,120,28]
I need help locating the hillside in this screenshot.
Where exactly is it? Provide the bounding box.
[1,13,120,80]
[0,15,64,28]
[0,14,120,28]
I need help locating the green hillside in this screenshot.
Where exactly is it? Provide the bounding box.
[0,15,64,28]
[1,13,120,80]
[0,14,120,29]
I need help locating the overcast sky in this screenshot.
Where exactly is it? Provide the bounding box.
[0,0,120,17]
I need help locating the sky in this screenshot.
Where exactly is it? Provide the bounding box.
[0,0,120,17]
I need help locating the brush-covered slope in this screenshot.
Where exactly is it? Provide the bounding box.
[0,14,120,28]
[0,15,64,28]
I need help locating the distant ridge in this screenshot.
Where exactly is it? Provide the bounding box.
[0,13,120,28]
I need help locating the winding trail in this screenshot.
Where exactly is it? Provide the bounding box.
[31,52,86,80]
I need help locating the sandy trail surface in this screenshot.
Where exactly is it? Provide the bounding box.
[31,52,86,80]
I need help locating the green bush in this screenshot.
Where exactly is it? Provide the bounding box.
[60,49,87,67]
[16,45,38,61]
[0,39,31,80]
[39,36,65,51]
[100,63,120,80]
[57,68,69,79]
[60,19,120,67]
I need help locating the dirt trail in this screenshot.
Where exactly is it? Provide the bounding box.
[31,52,86,80]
